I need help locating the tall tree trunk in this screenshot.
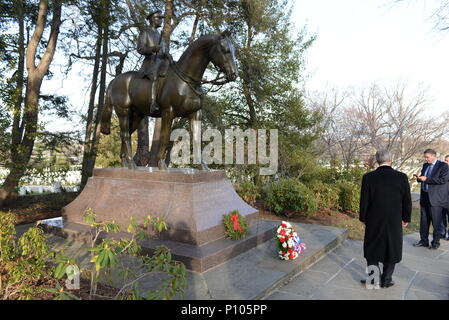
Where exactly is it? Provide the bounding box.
[80,27,103,188]
[11,0,25,156]
[80,0,110,189]
[161,0,174,51]
[0,0,62,207]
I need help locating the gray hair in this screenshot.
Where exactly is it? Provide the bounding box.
[375,149,392,164]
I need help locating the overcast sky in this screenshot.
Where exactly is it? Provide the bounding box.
[292,0,449,115]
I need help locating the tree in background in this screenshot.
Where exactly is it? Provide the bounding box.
[393,1,449,32]
[196,0,320,183]
[311,82,449,171]
[0,0,63,207]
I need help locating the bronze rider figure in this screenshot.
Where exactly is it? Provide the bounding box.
[137,10,170,115]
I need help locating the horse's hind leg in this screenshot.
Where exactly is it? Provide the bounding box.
[118,112,137,170]
[157,106,175,170]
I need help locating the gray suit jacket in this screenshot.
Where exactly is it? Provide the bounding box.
[419,160,449,207]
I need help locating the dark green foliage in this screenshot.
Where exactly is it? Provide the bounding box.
[336,180,360,213]
[235,180,260,205]
[309,180,339,210]
[0,212,55,299]
[264,177,317,217]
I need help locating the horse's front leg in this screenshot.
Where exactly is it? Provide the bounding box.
[189,110,209,171]
[157,106,174,170]
[118,114,137,170]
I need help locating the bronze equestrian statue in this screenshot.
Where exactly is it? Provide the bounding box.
[100,25,238,170]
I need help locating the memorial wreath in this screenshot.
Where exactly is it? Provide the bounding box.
[223,210,249,240]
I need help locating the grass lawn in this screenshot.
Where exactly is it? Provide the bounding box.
[333,207,421,240]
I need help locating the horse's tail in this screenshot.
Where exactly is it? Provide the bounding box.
[100,82,113,135]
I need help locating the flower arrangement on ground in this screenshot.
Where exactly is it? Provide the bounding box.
[223,210,249,240]
[276,221,306,260]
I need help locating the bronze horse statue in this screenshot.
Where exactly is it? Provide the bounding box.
[100,31,238,170]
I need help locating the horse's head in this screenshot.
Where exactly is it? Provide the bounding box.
[210,30,238,82]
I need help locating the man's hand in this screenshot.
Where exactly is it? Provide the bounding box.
[418,176,427,182]
[402,221,408,227]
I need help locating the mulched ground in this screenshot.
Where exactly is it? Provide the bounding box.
[1,192,78,225]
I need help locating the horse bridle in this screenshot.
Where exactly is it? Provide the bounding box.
[166,41,232,97]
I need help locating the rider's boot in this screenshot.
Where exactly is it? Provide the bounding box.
[149,80,159,115]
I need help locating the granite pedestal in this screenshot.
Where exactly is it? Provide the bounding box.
[42,167,276,272]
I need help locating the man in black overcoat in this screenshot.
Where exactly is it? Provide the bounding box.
[359,149,412,288]
[413,149,449,249]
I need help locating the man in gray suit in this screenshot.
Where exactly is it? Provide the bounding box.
[413,149,449,249]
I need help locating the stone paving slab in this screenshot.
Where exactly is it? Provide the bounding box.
[264,232,449,300]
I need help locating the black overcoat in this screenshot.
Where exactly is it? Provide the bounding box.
[359,166,412,263]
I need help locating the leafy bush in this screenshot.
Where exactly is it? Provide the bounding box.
[264,178,317,217]
[309,181,339,210]
[0,211,55,300]
[235,181,260,205]
[336,180,360,213]
[0,208,188,300]
[79,208,188,300]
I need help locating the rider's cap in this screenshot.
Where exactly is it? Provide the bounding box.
[146,10,164,20]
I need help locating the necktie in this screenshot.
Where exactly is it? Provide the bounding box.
[422,163,434,192]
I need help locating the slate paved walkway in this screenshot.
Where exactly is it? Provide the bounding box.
[263,232,449,300]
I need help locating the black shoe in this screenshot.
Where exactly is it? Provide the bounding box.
[381,281,395,288]
[429,243,440,249]
[360,279,372,285]
[445,236,449,241]
[413,241,429,247]
[360,279,380,288]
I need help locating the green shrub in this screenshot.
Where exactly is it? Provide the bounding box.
[0,211,54,300]
[235,181,260,205]
[264,178,317,217]
[336,180,360,213]
[309,181,339,210]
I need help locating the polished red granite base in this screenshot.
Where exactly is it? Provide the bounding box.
[62,167,259,246]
